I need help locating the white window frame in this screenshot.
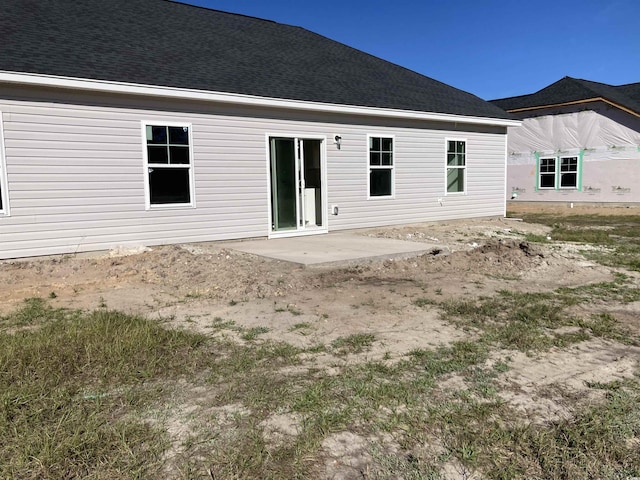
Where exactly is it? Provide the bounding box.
[367,134,395,199]
[538,156,557,190]
[559,155,579,189]
[141,121,195,210]
[0,111,9,216]
[445,138,467,195]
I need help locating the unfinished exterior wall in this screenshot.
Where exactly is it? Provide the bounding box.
[0,85,508,259]
[507,102,640,203]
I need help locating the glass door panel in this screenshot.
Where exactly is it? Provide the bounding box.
[270,137,324,234]
[300,139,323,228]
[270,138,297,231]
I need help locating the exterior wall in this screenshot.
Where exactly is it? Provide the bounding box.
[0,85,508,259]
[507,102,640,203]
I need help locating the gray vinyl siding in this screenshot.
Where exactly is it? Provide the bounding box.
[0,86,507,259]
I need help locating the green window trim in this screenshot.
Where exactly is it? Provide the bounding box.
[535,152,582,191]
[577,150,584,191]
[534,152,540,191]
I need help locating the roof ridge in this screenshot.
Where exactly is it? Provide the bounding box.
[490,91,537,103]
[571,77,617,90]
[616,81,640,88]
[566,77,606,100]
[489,76,640,116]
[166,0,279,25]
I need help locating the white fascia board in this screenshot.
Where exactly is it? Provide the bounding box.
[0,71,521,127]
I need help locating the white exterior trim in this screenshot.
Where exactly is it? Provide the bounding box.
[0,71,521,128]
[265,133,329,238]
[367,133,396,200]
[503,132,508,216]
[558,155,579,190]
[445,137,468,196]
[141,120,196,210]
[538,156,557,190]
[0,111,9,216]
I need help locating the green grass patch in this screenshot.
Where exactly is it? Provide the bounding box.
[416,284,639,351]
[331,333,376,354]
[513,212,640,271]
[241,326,270,341]
[0,299,210,478]
[433,383,640,479]
[522,233,551,243]
[289,322,313,333]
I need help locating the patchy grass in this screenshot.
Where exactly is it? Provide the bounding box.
[511,212,640,271]
[0,297,70,330]
[331,333,376,354]
[415,277,640,352]
[425,381,640,479]
[241,326,270,341]
[4,222,640,480]
[523,232,551,243]
[559,274,640,304]
[289,322,313,332]
[0,299,209,479]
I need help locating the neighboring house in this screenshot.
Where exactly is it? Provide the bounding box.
[0,0,517,260]
[491,77,640,204]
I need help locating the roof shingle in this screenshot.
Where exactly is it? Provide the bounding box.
[0,0,512,120]
[490,77,640,115]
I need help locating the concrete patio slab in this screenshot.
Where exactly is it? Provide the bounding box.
[222,232,442,266]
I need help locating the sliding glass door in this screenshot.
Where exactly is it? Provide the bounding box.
[269,137,325,234]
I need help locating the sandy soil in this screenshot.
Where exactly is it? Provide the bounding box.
[2,216,638,479]
[1,217,613,356]
[507,201,640,216]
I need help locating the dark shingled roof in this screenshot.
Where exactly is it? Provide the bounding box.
[490,77,640,115]
[0,0,512,120]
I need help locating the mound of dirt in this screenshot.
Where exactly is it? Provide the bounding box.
[0,244,312,308]
[0,222,612,316]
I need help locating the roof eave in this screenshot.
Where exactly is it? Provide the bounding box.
[0,71,521,127]
[506,97,639,118]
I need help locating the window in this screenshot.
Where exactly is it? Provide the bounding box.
[368,136,394,197]
[446,140,466,194]
[537,156,579,190]
[538,157,556,189]
[143,123,194,207]
[559,156,578,188]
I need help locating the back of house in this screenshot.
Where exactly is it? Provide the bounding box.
[0,0,517,259]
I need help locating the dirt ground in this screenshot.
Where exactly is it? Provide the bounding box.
[2,211,639,478]
[507,200,640,216]
[0,217,608,329]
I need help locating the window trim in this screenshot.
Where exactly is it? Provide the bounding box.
[445,138,467,195]
[537,156,557,190]
[0,111,9,216]
[367,134,395,199]
[558,155,579,189]
[536,155,580,191]
[141,121,195,210]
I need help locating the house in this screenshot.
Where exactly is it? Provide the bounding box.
[0,0,517,260]
[491,77,640,204]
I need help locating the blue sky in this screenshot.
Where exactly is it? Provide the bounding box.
[182,0,639,100]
